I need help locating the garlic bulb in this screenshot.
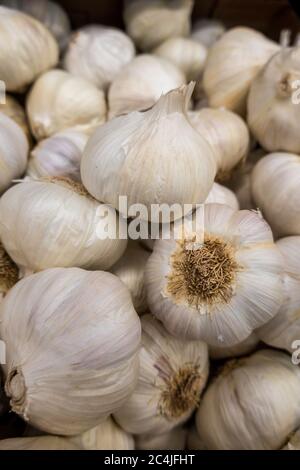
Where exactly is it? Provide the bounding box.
[27,129,89,181]
[0,95,31,144]
[189,108,250,180]
[209,332,259,360]
[27,69,106,140]
[124,0,194,51]
[70,417,134,450]
[228,147,264,210]
[0,241,19,301]
[248,47,300,153]
[283,429,300,450]
[64,26,135,90]
[257,236,300,353]
[145,203,283,346]
[114,314,209,435]
[191,19,225,49]
[0,113,28,194]
[0,268,141,435]
[136,427,186,450]
[0,6,58,92]
[0,436,78,450]
[205,183,239,211]
[0,178,127,272]
[2,0,70,50]
[203,27,280,115]
[196,350,300,450]
[111,241,150,314]
[108,54,185,118]
[82,84,216,221]
[153,37,207,81]
[251,152,300,237]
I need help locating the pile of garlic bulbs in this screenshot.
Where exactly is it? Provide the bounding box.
[1,0,300,452]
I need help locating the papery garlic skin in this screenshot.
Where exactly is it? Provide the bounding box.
[153,37,207,81]
[203,27,280,115]
[248,48,300,153]
[209,332,259,360]
[227,148,264,210]
[135,427,186,450]
[189,108,250,180]
[0,436,78,450]
[27,69,106,140]
[64,26,135,90]
[27,129,89,181]
[0,268,141,435]
[0,113,28,194]
[108,54,185,118]
[82,84,216,221]
[2,0,70,50]
[251,152,300,237]
[0,6,58,92]
[114,314,209,435]
[205,183,239,211]
[0,95,31,145]
[0,178,127,272]
[191,19,225,49]
[124,0,194,51]
[111,241,150,314]
[257,236,300,353]
[69,417,135,450]
[145,203,283,346]
[196,350,300,450]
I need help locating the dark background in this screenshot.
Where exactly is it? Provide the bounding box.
[56,0,300,41]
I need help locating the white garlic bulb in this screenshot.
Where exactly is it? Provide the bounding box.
[251,152,300,237]
[64,26,135,90]
[257,236,300,353]
[205,183,239,211]
[227,147,264,210]
[2,0,70,50]
[70,417,135,450]
[0,95,31,145]
[114,314,209,435]
[108,54,185,118]
[0,436,78,450]
[136,427,186,450]
[191,19,225,49]
[0,268,141,435]
[0,113,28,194]
[111,241,150,314]
[283,429,300,450]
[0,178,127,272]
[27,69,106,140]
[0,6,58,92]
[203,27,280,115]
[209,332,259,360]
[196,350,300,450]
[82,84,216,221]
[0,241,19,301]
[153,37,207,81]
[124,0,194,51]
[248,47,300,153]
[145,203,283,346]
[27,129,89,181]
[189,108,250,180]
